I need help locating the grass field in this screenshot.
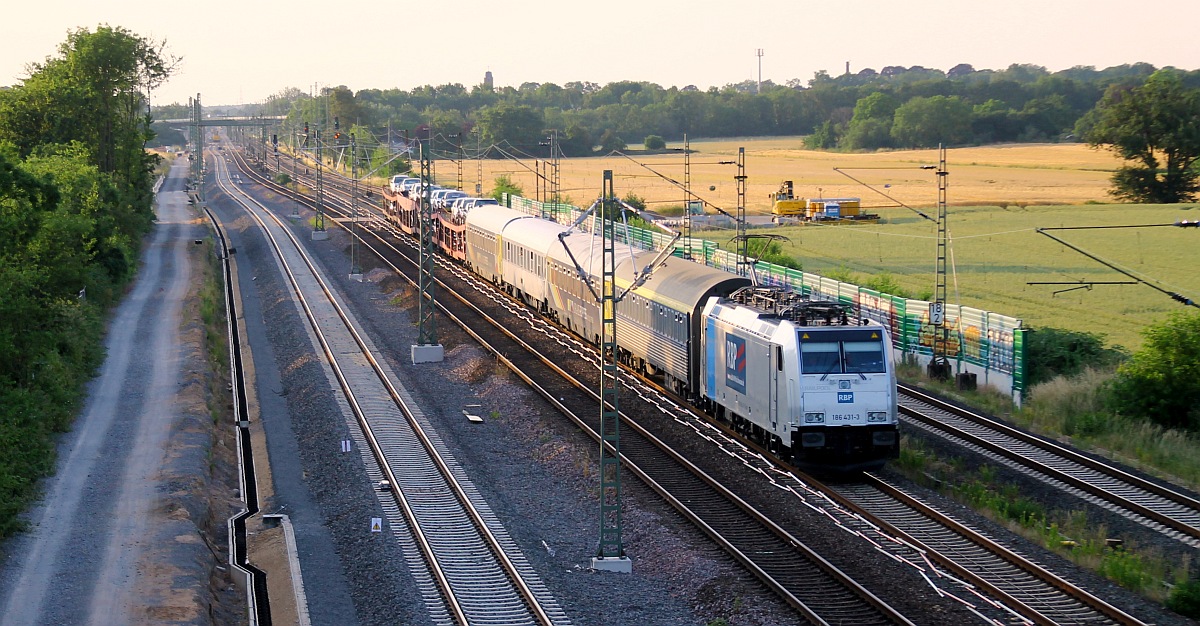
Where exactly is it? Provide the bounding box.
[426,139,1198,351]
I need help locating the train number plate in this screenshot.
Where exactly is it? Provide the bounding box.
[831,413,861,422]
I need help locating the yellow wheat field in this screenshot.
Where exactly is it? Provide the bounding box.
[452,139,1123,213]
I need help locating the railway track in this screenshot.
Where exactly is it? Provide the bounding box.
[899,384,1200,549]
[230,147,1159,625]
[211,151,568,626]
[230,149,915,624]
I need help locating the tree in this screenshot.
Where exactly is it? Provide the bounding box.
[489,174,523,202]
[598,129,626,152]
[890,95,973,147]
[1083,69,1200,203]
[0,26,174,223]
[1107,311,1200,430]
[475,103,544,148]
[643,134,665,150]
[840,92,897,150]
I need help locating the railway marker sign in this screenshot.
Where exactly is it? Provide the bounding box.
[929,301,945,326]
[370,518,382,533]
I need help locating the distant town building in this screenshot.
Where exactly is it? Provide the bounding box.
[484,71,493,89]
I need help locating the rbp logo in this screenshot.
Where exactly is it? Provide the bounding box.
[837,392,854,403]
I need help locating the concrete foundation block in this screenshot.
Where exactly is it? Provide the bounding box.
[411,344,444,364]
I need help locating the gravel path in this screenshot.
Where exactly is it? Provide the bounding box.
[0,162,234,625]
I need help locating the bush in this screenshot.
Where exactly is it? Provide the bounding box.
[643,134,665,150]
[1107,311,1200,430]
[621,192,646,211]
[490,174,523,202]
[1168,578,1200,618]
[862,273,910,298]
[1025,327,1125,387]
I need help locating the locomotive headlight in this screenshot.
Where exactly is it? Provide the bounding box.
[867,411,889,423]
[804,412,825,424]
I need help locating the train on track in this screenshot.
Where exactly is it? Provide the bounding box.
[381,187,899,472]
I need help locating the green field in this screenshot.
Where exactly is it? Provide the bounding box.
[743,203,1199,351]
[455,140,1198,352]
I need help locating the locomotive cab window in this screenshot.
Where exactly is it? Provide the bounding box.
[799,331,887,375]
[844,341,885,373]
[800,342,840,374]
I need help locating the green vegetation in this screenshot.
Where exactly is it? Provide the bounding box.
[0,25,171,538]
[197,238,229,425]
[643,135,665,150]
[896,438,1190,605]
[1108,311,1200,430]
[1083,69,1200,203]
[197,62,1195,167]
[490,174,523,202]
[1024,327,1126,387]
[763,202,1198,352]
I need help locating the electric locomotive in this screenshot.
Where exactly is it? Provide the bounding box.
[702,287,899,472]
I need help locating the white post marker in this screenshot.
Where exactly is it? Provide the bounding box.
[370,518,382,533]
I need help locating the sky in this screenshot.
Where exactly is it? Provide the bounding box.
[4,0,1200,107]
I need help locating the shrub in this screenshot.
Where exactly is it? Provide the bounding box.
[1025,327,1125,387]
[490,174,523,202]
[1168,578,1200,618]
[862,272,910,298]
[643,135,665,150]
[1107,311,1200,431]
[622,192,646,211]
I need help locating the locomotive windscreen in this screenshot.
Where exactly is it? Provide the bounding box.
[798,329,887,375]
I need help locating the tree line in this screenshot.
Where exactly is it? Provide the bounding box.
[0,25,171,536]
[164,62,1200,203]
[186,62,1194,157]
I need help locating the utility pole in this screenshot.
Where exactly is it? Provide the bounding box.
[312,117,328,241]
[452,132,464,190]
[412,134,444,364]
[475,128,483,196]
[192,93,204,204]
[928,145,950,380]
[683,134,692,260]
[350,133,363,281]
[735,146,748,276]
[592,169,631,574]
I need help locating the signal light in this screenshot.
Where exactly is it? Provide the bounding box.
[334,116,339,130]
[304,121,309,137]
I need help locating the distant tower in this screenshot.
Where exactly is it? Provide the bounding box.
[845,61,850,76]
[484,71,494,89]
[756,49,764,94]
